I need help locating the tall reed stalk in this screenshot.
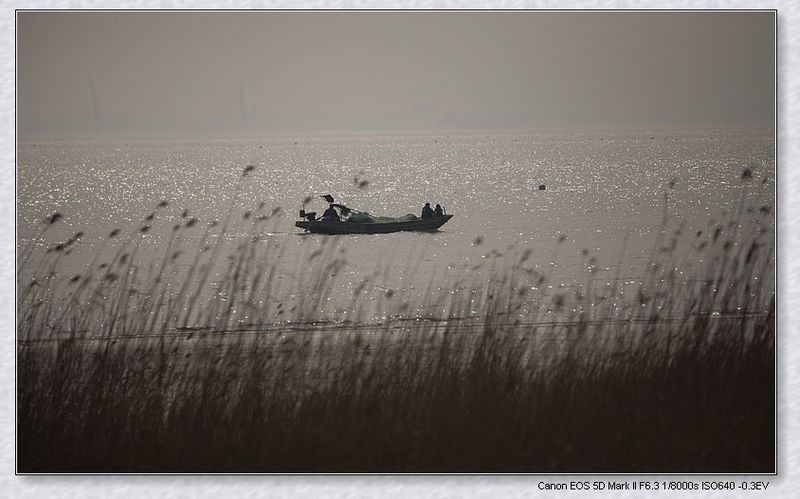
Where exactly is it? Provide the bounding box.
[17,168,774,473]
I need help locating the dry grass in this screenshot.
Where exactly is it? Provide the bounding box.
[17,168,774,473]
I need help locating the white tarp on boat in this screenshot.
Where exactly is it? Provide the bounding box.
[345,211,418,224]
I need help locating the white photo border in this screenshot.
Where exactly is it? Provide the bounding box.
[3,1,794,498]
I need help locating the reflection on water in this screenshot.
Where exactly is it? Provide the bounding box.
[17,129,774,325]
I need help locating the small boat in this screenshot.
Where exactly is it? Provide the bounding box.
[297,194,453,234]
[296,214,453,234]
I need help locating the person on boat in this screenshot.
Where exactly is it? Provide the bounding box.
[421,202,434,219]
[321,204,340,222]
[434,204,444,218]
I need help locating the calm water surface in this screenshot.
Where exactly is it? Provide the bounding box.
[18,128,774,325]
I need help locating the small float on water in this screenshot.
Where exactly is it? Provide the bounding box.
[296,195,453,235]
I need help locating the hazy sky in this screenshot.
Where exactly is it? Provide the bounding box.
[17,11,775,135]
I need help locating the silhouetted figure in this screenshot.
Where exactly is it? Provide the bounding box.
[434,204,444,218]
[321,204,340,222]
[421,202,434,219]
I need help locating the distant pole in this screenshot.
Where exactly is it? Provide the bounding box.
[88,76,100,121]
[238,82,246,120]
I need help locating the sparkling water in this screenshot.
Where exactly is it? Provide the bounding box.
[17,128,774,325]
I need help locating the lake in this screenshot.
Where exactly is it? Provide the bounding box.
[17,128,775,328]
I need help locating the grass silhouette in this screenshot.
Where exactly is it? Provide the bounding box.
[17,167,774,472]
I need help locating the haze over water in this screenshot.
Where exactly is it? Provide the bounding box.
[18,12,773,136]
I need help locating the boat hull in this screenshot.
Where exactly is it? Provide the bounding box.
[296,215,453,234]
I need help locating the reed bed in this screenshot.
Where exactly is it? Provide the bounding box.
[17,167,774,473]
